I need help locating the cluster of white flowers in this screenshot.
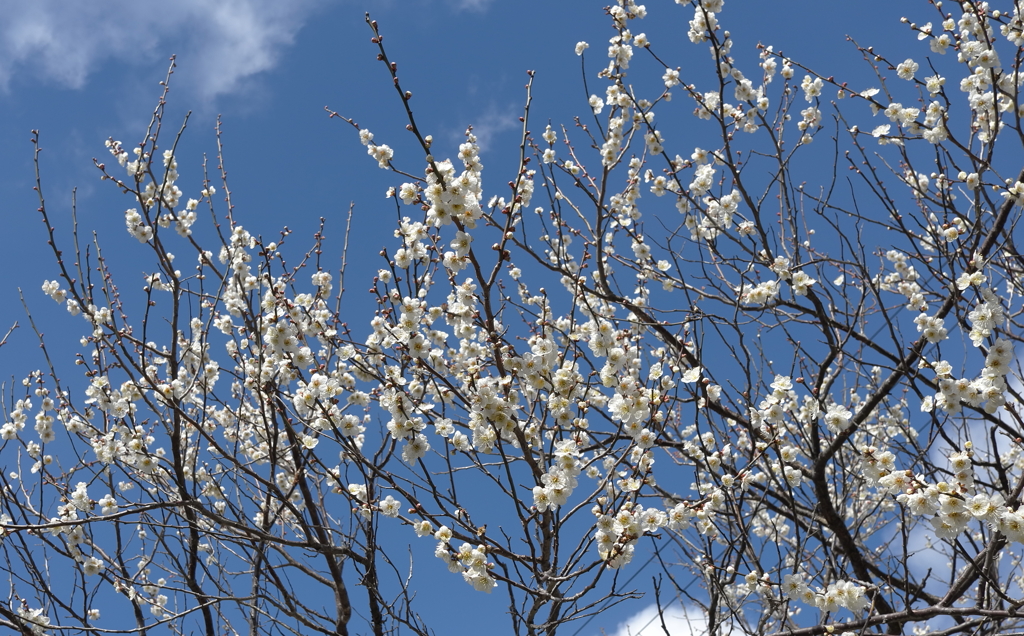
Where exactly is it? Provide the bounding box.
[915,19,952,54]
[690,66,765,134]
[533,439,584,511]
[359,129,394,168]
[966,287,1006,347]
[138,150,183,209]
[790,270,816,296]
[921,99,948,143]
[879,250,926,311]
[797,105,821,137]
[913,312,948,344]
[422,134,486,228]
[782,573,868,614]
[140,579,171,617]
[800,75,823,102]
[429,526,497,592]
[686,0,719,44]
[599,96,630,166]
[1,399,30,441]
[16,605,52,635]
[859,433,1024,545]
[927,337,1014,415]
[739,279,779,307]
[125,207,153,242]
[684,190,741,241]
[105,138,144,177]
[608,157,644,227]
[607,34,634,73]
[594,501,668,568]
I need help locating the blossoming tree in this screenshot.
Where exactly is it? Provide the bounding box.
[4,0,1024,634]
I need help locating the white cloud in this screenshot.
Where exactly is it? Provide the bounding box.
[449,0,494,11]
[599,602,720,636]
[455,103,518,152]
[0,0,324,100]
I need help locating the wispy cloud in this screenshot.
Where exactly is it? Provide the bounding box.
[451,103,519,152]
[598,602,723,636]
[448,0,495,12]
[0,0,324,100]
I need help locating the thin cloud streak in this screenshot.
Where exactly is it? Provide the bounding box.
[449,0,495,11]
[455,103,519,152]
[0,0,324,100]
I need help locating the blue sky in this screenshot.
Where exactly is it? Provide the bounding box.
[0,0,920,633]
